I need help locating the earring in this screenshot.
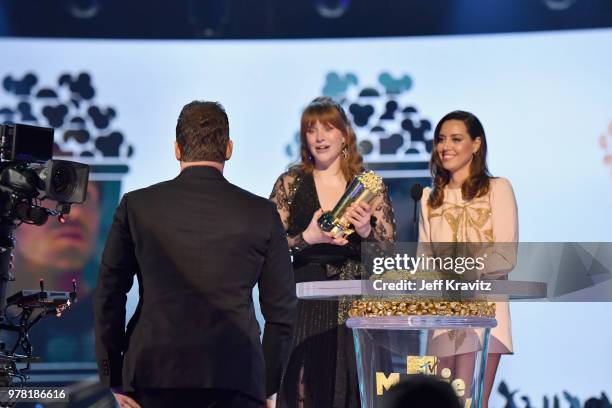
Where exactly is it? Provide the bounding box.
[308,153,314,162]
[342,147,348,158]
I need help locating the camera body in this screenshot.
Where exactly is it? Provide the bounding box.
[0,124,89,218]
[0,123,54,163]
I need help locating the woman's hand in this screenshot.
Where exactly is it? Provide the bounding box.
[302,209,348,246]
[344,202,372,239]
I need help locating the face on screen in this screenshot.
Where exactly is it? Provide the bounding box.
[436,120,481,175]
[305,120,345,168]
[15,181,101,273]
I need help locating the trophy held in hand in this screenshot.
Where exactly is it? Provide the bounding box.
[317,170,384,239]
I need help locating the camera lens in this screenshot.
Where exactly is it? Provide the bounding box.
[50,163,77,199]
[36,159,89,203]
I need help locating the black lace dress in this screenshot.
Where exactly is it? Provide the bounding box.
[270,168,396,408]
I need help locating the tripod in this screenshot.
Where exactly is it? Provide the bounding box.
[0,218,76,387]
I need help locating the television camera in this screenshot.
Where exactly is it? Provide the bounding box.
[0,123,89,386]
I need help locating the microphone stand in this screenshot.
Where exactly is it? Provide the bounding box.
[410,183,423,241]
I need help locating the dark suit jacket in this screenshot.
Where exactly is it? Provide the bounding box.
[94,166,297,402]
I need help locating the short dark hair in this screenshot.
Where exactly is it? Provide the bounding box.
[176,101,229,163]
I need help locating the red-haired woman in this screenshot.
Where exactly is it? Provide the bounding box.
[270,97,396,408]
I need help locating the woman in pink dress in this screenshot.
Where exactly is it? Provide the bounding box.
[419,110,518,408]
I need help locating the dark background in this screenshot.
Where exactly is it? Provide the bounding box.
[1,0,612,39]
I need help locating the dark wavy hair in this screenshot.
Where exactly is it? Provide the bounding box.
[428,110,492,209]
[296,96,364,181]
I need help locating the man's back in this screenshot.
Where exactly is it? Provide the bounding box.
[94,166,296,403]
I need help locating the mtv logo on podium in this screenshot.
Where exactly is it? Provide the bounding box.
[406,355,438,375]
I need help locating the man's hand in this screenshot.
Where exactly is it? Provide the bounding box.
[112,392,142,408]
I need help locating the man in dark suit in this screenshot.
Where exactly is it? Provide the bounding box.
[94,101,297,408]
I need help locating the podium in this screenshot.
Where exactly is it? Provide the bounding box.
[297,280,546,408]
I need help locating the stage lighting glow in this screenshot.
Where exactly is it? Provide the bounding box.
[315,0,351,18]
[542,0,578,11]
[67,0,101,19]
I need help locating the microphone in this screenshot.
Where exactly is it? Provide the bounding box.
[410,183,424,202]
[410,183,423,240]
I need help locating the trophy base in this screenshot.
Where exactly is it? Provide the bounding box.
[317,211,354,238]
[317,211,336,232]
[330,225,354,239]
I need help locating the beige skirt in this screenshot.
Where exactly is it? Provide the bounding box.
[428,302,512,357]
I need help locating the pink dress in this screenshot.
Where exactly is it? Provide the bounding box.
[418,177,518,355]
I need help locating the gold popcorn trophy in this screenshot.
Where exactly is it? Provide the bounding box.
[317,170,384,238]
